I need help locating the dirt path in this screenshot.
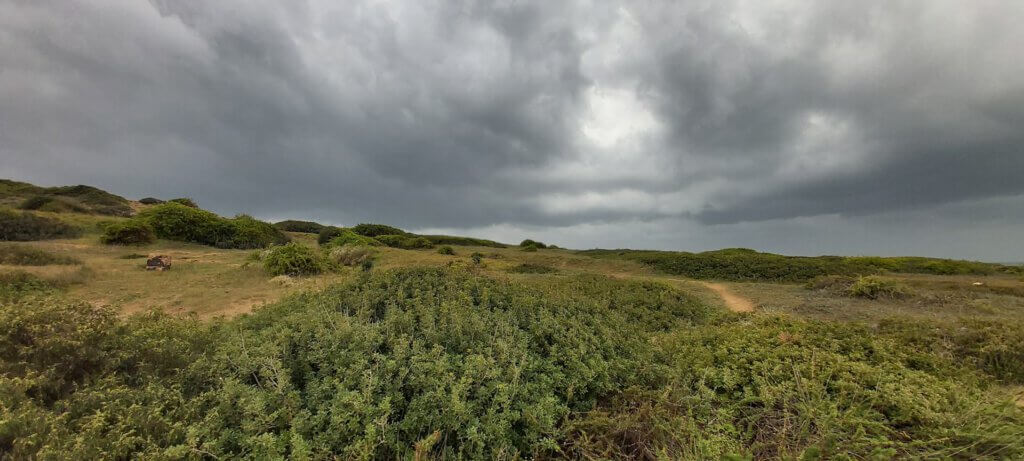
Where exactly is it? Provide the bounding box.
[698,281,756,313]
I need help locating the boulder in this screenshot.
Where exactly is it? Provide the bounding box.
[146,255,172,271]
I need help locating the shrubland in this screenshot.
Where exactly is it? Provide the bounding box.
[582,248,1016,282]
[99,219,156,245]
[136,203,288,249]
[274,220,326,234]
[0,209,81,241]
[351,223,406,237]
[2,268,1021,459]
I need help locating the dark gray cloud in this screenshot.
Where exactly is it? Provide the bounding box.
[2,0,1022,259]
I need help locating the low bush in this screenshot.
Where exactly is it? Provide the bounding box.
[137,203,286,249]
[804,274,856,292]
[0,209,81,241]
[376,234,434,249]
[273,219,326,234]
[521,243,539,252]
[507,263,557,274]
[261,243,325,276]
[168,197,198,208]
[0,271,61,301]
[229,215,290,249]
[0,244,80,265]
[317,226,345,245]
[327,229,382,248]
[138,197,164,205]
[351,223,406,237]
[471,252,484,264]
[421,235,506,248]
[846,275,912,299]
[520,239,547,249]
[437,245,455,255]
[329,245,377,267]
[99,219,156,245]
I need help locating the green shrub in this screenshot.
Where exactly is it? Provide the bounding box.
[18,195,88,214]
[137,203,285,249]
[507,263,557,274]
[138,197,163,205]
[329,245,377,267]
[168,197,198,208]
[261,243,325,276]
[520,239,547,249]
[421,235,506,248]
[273,219,325,234]
[376,234,434,249]
[327,229,382,248]
[317,226,345,245]
[471,252,484,264]
[846,276,912,299]
[0,271,60,301]
[804,274,856,292]
[0,209,81,241]
[521,243,538,252]
[351,223,406,237]
[99,219,156,245]
[229,215,290,249]
[0,244,80,265]
[437,245,455,255]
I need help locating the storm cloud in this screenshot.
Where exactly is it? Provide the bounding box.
[2,0,1023,260]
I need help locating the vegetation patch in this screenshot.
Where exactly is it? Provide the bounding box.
[0,209,82,241]
[326,229,383,248]
[99,219,156,245]
[520,239,547,249]
[421,235,506,248]
[846,275,913,299]
[137,203,287,249]
[329,245,377,267]
[167,197,198,208]
[583,248,1012,282]
[138,197,164,205]
[12,183,132,216]
[376,234,434,249]
[0,244,80,265]
[273,219,326,234]
[436,245,455,255]
[507,263,558,274]
[317,226,345,245]
[261,242,326,276]
[351,223,406,237]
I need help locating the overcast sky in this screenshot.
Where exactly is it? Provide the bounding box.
[2,1,1023,261]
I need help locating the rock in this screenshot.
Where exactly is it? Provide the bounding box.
[972,282,984,286]
[146,255,172,271]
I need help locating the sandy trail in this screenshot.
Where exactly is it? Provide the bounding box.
[697,281,756,313]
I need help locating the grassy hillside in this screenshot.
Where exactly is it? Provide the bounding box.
[1,179,133,216]
[2,180,1024,459]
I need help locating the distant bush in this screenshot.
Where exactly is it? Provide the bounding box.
[329,245,377,267]
[421,235,506,248]
[377,234,434,249]
[846,276,912,299]
[0,209,81,241]
[327,229,382,248]
[273,219,325,234]
[0,244,80,265]
[99,219,156,246]
[317,226,345,245]
[261,243,325,276]
[168,197,198,208]
[437,245,455,255]
[507,263,557,274]
[229,215,290,249]
[521,243,539,252]
[352,223,406,237]
[138,197,164,205]
[138,203,285,249]
[520,239,547,249]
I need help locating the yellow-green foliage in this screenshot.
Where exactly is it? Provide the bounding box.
[436,245,455,255]
[846,275,912,299]
[0,209,82,241]
[329,245,377,267]
[137,203,288,249]
[0,243,80,265]
[261,242,325,276]
[326,229,382,248]
[376,234,434,249]
[1,270,1022,459]
[99,219,156,245]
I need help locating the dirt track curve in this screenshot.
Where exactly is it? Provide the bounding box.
[698,282,756,313]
